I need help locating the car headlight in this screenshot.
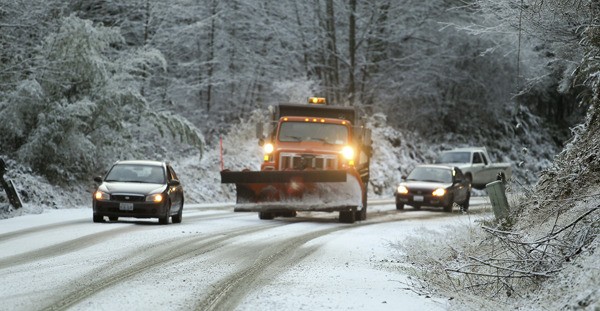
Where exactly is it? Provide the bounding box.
[94,190,110,201]
[146,193,164,203]
[341,146,355,160]
[432,188,446,197]
[397,185,408,194]
[263,143,274,154]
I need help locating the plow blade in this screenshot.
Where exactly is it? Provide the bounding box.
[220,170,347,184]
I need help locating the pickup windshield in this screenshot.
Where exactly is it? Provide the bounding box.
[278,122,348,145]
[436,151,470,164]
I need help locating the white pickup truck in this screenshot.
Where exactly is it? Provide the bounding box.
[434,147,512,189]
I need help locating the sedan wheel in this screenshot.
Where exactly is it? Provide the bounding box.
[443,195,454,213]
[172,202,183,224]
[159,201,171,225]
[396,203,404,210]
[461,193,471,211]
[108,216,118,222]
[93,215,104,223]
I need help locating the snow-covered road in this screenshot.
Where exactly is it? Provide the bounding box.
[0,197,490,311]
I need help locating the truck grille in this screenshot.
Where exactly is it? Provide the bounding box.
[279,153,338,170]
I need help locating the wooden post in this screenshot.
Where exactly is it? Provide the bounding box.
[0,158,23,209]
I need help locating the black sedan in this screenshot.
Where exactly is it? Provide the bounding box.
[395,164,470,212]
[92,160,184,224]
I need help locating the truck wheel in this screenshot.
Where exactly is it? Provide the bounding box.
[355,208,367,221]
[93,215,104,223]
[108,216,118,222]
[396,203,404,210]
[259,212,274,220]
[280,211,297,218]
[339,211,355,223]
[355,196,367,220]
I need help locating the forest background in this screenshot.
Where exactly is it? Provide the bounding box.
[0,0,595,191]
[1,1,599,309]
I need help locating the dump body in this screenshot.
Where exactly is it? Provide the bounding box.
[220,101,372,223]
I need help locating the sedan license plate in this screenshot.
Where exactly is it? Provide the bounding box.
[413,195,424,202]
[119,203,134,211]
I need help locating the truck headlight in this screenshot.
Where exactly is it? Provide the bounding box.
[263,143,274,154]
[341,146,354,160]
[432,188,446,197]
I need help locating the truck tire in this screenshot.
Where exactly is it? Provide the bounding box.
[355,208,366,221]
[108,216,118,222]
[259,212,275,220]
[396,203,404,210]
[339,210,355,223]
[355,195,367,220]
[280,210,297,217]
[93,215,104,223]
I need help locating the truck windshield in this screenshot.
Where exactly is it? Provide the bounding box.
[278,122,349,145]
[436,152,470,164]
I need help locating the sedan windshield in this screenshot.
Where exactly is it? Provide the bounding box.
[104,164,166,184]
[278,122,348,145]
[407,167,452,183]
[436,151,470,164]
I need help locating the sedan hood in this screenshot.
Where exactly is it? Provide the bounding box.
[402,181,452,190]
[100,182,166,195]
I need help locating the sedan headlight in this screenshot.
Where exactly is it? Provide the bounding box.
[397,185,409,194]
[94,190,110,201]
[432,188,446,197]
[146,193,164,203]
[341,146,355,160]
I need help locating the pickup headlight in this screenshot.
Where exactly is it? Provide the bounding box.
[432,188,446,197]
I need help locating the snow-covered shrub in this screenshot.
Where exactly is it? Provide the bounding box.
[0,15,203,184]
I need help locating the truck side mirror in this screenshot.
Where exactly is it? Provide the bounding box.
[256,123,264,140]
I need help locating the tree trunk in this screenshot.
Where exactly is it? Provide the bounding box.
[348,0,357,107]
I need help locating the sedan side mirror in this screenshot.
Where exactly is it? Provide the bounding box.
[401,175,407,180]
[93,176,103,183]
[168,179,181,186]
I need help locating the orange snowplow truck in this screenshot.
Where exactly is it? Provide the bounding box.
[221,97,372,223]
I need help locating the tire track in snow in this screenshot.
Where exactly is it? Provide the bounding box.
[38,222,285,311]
[192,207,489,311]
[0,211,247,271]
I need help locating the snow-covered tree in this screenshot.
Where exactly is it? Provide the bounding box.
[0,15,203,183]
